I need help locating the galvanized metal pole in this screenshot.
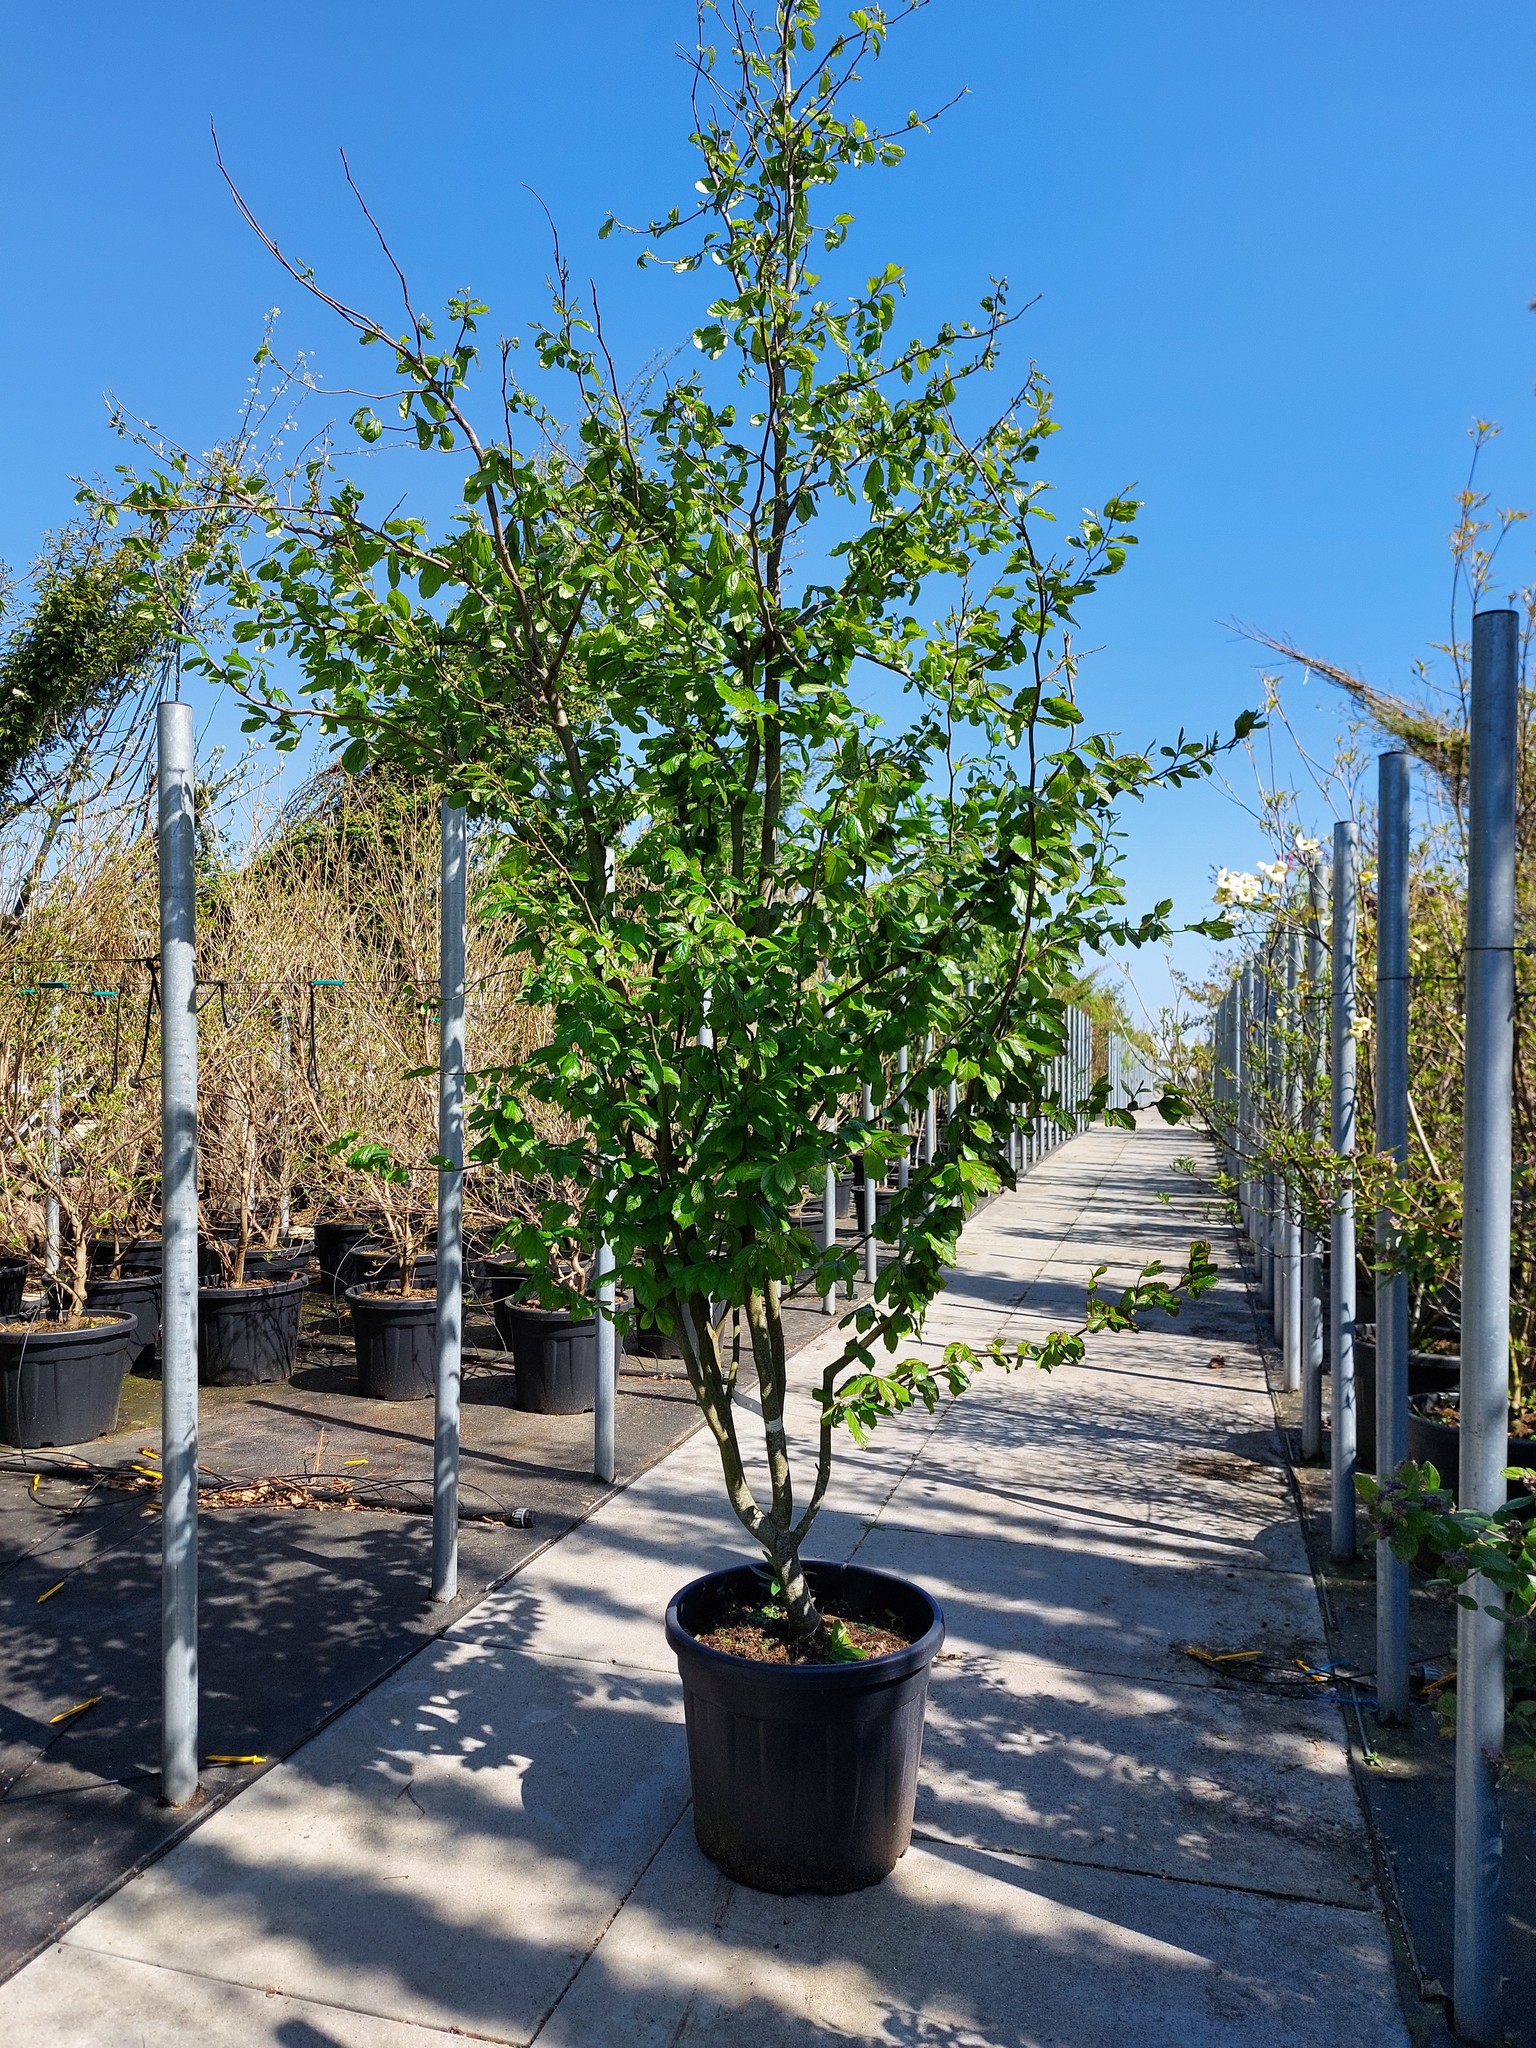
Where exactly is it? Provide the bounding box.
[1073,1003,1089,1122]
[594,847,618,1484]
[1237,966,1253,1249]
[861,1081,878,1287]
[433,802,467,1600]
[1453,609,1518,2043]
[923,1033,937,1166]
[1282,930,1303,1393]
[1269,951,1284,1339]
[897,1045,910,1193]
[1375,752,1411,1720]
[1302,867,1327,1461]
[1258,962,1275,1310]
[822,1158,836,1316]
[157,701,199,1809]
[1330,822,1358,1562]
[1227,987,1239,1162]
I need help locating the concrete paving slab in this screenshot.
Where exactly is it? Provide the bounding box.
[0,1944,474,2046]
[916,1651,1374,1906]
[851,1524,1327,1685]
[872,1465,1310,1574]
[60,1637,690,2040]
[537,1813,1407,2048]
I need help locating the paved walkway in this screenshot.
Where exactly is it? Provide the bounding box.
[0,1123,1409,2045]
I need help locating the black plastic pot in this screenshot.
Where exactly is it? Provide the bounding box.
[84,1272,161,1373]
[494,1301,599,1413]
[630,1313,686,1360]
[0,1254,26,1318]
[1351,1331,1460,1474]
[666,1560,945,1895]
[346,1286,438,1400]
[0,1314,135,1447]
[198,1276,305,1387]
[372,1252,438,1293]
[314,1220,376,1292]
[481,1258,531,1304]
[112,1238,223,1284]
[88,1233,138,1276]
[1407,1390,1536,1499]
[240,1244,312,1283]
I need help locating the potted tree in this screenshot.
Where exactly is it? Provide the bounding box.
[112,0,1238,1893]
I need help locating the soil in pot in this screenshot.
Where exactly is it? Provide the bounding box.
[1406,1389,1536,1499]
[0,1314,135,1447]
[698,1596,910,1664]
[84,1272,161,1374]
[346,1286,437,1400]
[198,1276,305,1387]
[0,1254,26,1319]
[494,1300,603,1412]
[667,1559,944,1895]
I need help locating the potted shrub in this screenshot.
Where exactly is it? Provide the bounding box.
[335,1135,439,1400]
[477,1168,615,1412]
[0,998,143,1445]
[197,1031,306,1387]
[491,1228,603,1415]
[308,961,444,1398]
[118,0,1235,1893]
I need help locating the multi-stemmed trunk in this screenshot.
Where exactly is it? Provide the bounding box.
[674,1273,825,1637]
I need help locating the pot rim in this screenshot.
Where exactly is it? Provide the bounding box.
[497,1301,597,1328]
[666,1558,945,1685]
[0,1311,137,1344]
[344,1284,439,1309]
[198,1275,308,1302]
[1409,1388,1536,1447]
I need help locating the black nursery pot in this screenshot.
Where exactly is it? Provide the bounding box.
[1350,1331,1460,1474]
[314,1220,376,1292]
[494,1300,599,1413]
[667,1560,944,1896]
[0,1314,135,1448]
[346,1286,438,1400]
[198,1275,305,1387]
[113,1238,223,1284]
[1406,1389,1536,1500]
[372,1253,438,1294]
[480,1258,531,1304]
[0,1254,26,1319]
[630,1315,686,1360]
[84,1272,162,1373]
[243,1248,313,1284]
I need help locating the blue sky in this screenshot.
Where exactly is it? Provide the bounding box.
[3,1,1533,1013]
